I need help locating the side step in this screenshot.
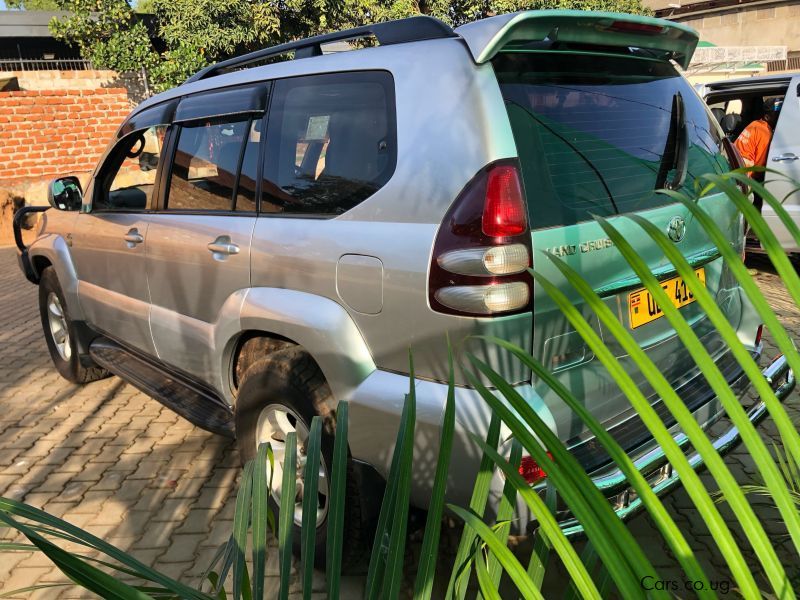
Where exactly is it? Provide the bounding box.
[89,337,235,437]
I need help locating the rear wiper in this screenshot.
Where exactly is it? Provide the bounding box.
[506,100,619,214]
[655,92,689,191]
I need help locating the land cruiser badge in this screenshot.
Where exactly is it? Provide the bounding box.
[547,238,614,257]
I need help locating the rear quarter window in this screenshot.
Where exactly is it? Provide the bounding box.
[261,71,396,216]
[494,52,730,229]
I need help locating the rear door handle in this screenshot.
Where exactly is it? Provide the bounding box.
[772,153,799,162]
[207,236,240,257]
[124,228,144,248]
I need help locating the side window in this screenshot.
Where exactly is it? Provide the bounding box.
[727,99,743,114]
[262,71,396,216]
[97,125,167,211]
[165,118,251,212]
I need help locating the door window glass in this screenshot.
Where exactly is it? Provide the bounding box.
[166,119,250,211]
[262,71,396,215]
[97,125,167,211]
[727,99,743,114]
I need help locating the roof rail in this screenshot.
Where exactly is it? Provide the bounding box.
[183,15,456,85]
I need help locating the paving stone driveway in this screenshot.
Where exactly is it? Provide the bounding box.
[0,245,799,598]
[0,247,247,598]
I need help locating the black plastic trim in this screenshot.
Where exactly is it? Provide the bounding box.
[351,459,386,523]
[72,320,102,365]
[174,84,269,122]
[89,336,235,437]
[13,205,49,284]
[119,100,178,139]
[184,16,455,84]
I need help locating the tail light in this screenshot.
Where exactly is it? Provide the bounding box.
[429,160,532,317]
[519,455,548,484]
[604,21,666,35]
[755,324,764,347]
[483,165,527,237]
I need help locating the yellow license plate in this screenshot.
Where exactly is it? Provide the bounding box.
[628,268,706,329]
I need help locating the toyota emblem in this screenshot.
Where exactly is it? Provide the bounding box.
[667,216,686,243]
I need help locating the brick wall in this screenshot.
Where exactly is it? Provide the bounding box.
[0,88,133,244]
[0,88,131,181]
[1,70,150,103]
[2,69,122,91]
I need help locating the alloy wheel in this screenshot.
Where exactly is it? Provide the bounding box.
[255,404,329,527]
[46,293,71,362]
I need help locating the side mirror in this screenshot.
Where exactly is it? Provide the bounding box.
[48,176,83,211]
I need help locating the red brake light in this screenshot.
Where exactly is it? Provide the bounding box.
[483,166,527,237]
[519,454,549,484]
[755,324,764,347]
[605,21,665,35]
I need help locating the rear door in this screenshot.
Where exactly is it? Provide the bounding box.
[765,76,800,251]
[494,50,741,468]
[144,85,268,382]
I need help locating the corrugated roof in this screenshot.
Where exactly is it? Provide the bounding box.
[0,11,69,38]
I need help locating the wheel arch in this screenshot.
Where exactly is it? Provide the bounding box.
[29,235,84,321]
[31,255,52,274]
[228,330,296,394]
[219,288,376,406]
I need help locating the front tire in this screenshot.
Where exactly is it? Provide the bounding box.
[38,267,108,384]
[235,347,368,570]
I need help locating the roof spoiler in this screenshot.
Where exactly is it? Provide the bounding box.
[454,10,699,69]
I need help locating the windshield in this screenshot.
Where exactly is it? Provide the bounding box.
[494,51,730,229]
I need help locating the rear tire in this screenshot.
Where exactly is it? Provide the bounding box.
[38,267,108,384]
[235,347,369,570]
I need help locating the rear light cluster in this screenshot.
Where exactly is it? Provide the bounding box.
[429,161,533,316]
[755,324,764,347]
[518,453,551,485]
[483,166,527,237]
[604,20,666,35]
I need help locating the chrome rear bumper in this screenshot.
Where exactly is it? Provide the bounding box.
[560,353,795,537]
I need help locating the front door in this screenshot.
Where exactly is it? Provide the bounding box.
[765,75,800,252]
[144,86,267,386]
[71,124,169,356]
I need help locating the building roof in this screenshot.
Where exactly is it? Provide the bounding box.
[647,0,795,19]
[0,11,70,38]
[643,0,679,8]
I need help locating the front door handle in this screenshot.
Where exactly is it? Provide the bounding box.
[124,228,144,248]
[772,153,799,162]
[207,236,240,257]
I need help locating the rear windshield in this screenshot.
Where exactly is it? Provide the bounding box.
[494,52,730,230]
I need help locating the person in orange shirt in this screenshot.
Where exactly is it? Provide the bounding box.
[734,100,781,178]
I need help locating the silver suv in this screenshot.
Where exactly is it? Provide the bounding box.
[14,10,794,563]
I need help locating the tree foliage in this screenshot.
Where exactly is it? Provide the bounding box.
[49,0,651,92]
[49,0,159,74]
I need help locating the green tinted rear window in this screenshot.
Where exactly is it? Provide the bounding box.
[495,51,730,230]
